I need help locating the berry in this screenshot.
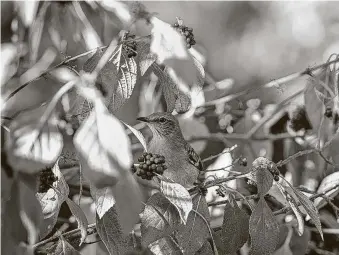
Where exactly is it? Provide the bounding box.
[146,160,151,166]
[146,155,152,160]
[121,31,138,58]
[216,187,225,197]
[38,167,58,193]
[274,175,280,181]
[151,164,156,170]
[289,105,312,132]
[150,157,154,162]
[239,157,247,167]
[172,19,196,49]
[324,107,333,119]
[135,152,167,179]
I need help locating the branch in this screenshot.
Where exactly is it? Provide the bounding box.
[198,57,339,108]
[33,223,97,249]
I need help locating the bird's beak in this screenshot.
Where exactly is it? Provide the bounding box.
[136,117,149,123]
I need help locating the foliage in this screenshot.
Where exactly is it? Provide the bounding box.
[1,1,339,255]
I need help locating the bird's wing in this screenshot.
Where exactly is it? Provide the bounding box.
[185,143,203,171]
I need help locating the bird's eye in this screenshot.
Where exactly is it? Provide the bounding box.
[159,117,166,123]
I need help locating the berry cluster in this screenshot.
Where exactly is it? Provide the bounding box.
[268,162,280,181]
[289,105,312,132]
[172,21,196,49]
[324,106,333,119]
[238,157,247,167]
[122,31,137,58]
[38,168,58,193]
[132,152,167,180]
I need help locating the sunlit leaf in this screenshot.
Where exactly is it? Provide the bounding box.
[100,0,132,26]
[140,193,181,247]
[122,121,147,151]
[36,162,69,238]
[314,171,339,209]
[66,198,88,245]
[74,107,132,188]
[53,236,81,255]
[176,196,210,254]
[1,43,18,86]
[148,237,182,255]
[249,197,280,255]
[5,106,63,173]
[220,197,249,254]
[90,185,115,219]
[96,206,134,255]
[150,17,198,91]
[160,179,192,224]
[292,188,323,240]
[16,1,39,27]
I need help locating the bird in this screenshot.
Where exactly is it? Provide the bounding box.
[137,112,203,189]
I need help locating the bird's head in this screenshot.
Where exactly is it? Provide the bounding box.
[137,112,182,138]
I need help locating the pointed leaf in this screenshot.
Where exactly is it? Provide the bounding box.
[74,108,132,188]
[122,121,147,151]
[176,196,210,255]
[251,157,274,196]
[292,188,323,240]
[96,206,134,255]
[160,179,192,224]
[314,171,339,209]
[66,198,88,245]
[111,174,143,234]
[220,198,249,254]
[249,197,280,255]
[140,193,181,247]
[149,237,183,255]
[16,1,39,27]
[5,107,63,173]
[36,162,69,238]
[53,237,81,255]
[136,37,157,76]
[287,197,304,236]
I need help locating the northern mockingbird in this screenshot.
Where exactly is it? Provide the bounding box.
[137,112,203,189]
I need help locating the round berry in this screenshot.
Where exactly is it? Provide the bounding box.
[139,169,145,175]
[156,166,164,174]
[150,157,154,162]
[186,37,191,43]
[146,154,152,160]
[143,152,148,157]
[162,164,167,170]
[239,158,247,167]
[154,158,160,164]
[138,157,144,162]
[142,164,148,170]
[185,31,190,36]
[146,160,151,166]
[173,23,179,27]
[324,107,333,118]
[146,171,152,176]
[151,164,156,170]
[274,175,280,181]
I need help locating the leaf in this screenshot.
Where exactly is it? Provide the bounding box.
[36,162,69,238]
[140,193,181,247]
[1,181,28,255]
[287,198,304,236]
[66,198,88,245]
[249,197,280,255]
[328,133,339,165]
[292,188,323,240]
[152,63,191,113]
[96,206,134,255]
[195,241,213,255]
[53,236,81,255]
[1,43,18,86]
[273,227,293,255]
[16,1,39,27]
[19,181,43,244]
[148,237,183,255]
[5,106,63,173]
[150,17,199,91]
[251,157,274,196]
[160,179,193,224]
[122,121,147,151]
[136,37,157,76]
[220,198,249,254]
[111,174,143,234]
[314,171,339,209]
[176,196,210,254]
[91,185,115,219]
[74,107,132,188]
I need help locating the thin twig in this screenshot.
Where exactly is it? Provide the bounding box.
[202,145,237,163]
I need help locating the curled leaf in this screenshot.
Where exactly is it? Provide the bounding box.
[122,121,147,151]
[148,237,182,255]
[66,198,88,245]
[160,179,192,224]
[314,171,339,209]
